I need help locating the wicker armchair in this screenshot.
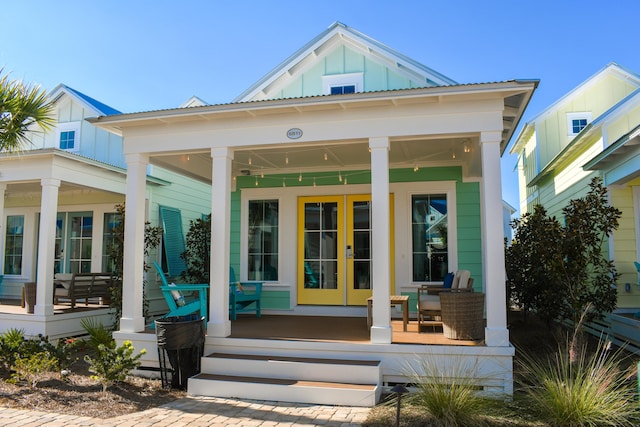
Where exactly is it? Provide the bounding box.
[417,270,473,331]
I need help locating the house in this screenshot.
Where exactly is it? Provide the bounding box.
[510,62,640,350]
[86,22,537,403]
[0,84,211,338]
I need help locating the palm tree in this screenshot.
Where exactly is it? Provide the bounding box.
[0,71,55,153]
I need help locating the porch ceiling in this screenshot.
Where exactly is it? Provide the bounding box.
[150,134,480,184]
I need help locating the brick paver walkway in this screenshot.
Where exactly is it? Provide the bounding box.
[0,396,371,426]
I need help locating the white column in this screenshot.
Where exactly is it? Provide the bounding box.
[34,178,60,316]
[369,137,392,344]
[209,147,233,336]
[480,131,509,346]
[0,183,5,275]
[120,153,148,332]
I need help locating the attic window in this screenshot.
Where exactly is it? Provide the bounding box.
[58,122,80,151]
[567,112,592,137]
[330,85,356,95]
[322,73,363,95]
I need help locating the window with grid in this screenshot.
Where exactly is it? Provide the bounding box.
[59,130,75,149]
[68,212,93,273]
[102,212,123,273]
[411,194,448,282]
[4,215,24,275]
[247,200,279,281]
[330,85,356,95]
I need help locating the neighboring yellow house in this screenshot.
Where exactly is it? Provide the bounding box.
[511,63,640,349]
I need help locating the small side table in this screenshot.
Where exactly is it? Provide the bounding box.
[367,295,409,331]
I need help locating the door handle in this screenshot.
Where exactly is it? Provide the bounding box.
[346,245,353,259]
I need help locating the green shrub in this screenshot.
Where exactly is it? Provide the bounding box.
[0,328,26,370]
[81,318,115,354]
[11,352,58,388]
[0,329,79,374]
[517,340,639,427]
[84,340,146,392]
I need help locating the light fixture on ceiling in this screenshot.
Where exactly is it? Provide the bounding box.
[285,153,289,165]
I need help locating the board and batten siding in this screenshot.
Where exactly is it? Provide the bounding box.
[270,45,424,100]
[537,74,638,170]
[611,185,640,309]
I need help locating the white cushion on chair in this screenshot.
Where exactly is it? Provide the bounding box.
[419,295,441,311]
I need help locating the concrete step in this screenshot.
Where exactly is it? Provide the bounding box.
[201,352,381,384]
[188,373,380,407]
[188,352,382,406]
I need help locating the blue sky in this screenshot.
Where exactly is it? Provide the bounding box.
[2,0,639,211]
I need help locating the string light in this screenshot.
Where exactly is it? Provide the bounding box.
[324,151,328,161]
[298,171,302,182]
[261,168,264,179]
[282,177,286,187]
[186,154,190,161]
[338,171,342,182]
[255,176,259,186]
[285,153,289,165]
[451,151,456,159]
[248,156,252,165]
[413,165,419,172]
[344,176,348,185]
[463,144,471,153]
[313,177,316,188]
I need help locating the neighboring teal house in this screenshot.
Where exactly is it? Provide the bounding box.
[511,62,640,349]
[0,84,211,338]
[90,22,537,404]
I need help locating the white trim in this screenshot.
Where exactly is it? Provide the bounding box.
[56,122,81,152]
[322,73,364,95]
[566,112,592,137]
[239,180,459,306]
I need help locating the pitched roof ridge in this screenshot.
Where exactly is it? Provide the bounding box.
[52,84,122,115]
[233,22,457,103]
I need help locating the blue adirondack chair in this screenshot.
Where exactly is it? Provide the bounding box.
[229,267,262,321]
[154,261,209,324]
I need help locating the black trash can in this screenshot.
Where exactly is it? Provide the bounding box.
[155,314,205,389]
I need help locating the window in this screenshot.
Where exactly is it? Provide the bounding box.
[247,200,279,281]
[59,130,75,149]
[411,194,448,282]
[57,122,80,151]
[322,73,363,95]
[102,212,123,273]
[4,215,24,275]
[68,212,93,273]
[566,112,592,136]
[330,85,356,95]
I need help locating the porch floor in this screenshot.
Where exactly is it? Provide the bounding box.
[0,298,109,315]
[226,314,482,346]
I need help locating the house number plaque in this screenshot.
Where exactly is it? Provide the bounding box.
[287,128,303,139]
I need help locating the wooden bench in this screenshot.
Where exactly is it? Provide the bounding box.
[54,272,115,309]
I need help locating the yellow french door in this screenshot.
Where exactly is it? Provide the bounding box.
[298,196,345,305]
[298,194,395,306]
[346,195,395,305]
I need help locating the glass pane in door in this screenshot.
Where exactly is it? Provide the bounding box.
[303,202,338,289]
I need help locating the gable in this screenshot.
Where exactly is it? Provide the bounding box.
[235,22,456,102]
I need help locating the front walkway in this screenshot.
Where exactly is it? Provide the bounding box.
[0,396,371,426]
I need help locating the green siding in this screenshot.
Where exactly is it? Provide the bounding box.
[269,44,428,99]
[230,191,242,273]
[260,290,291,310]
[236,166,484,289]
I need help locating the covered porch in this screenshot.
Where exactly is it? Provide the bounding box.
[88,82,536,398]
